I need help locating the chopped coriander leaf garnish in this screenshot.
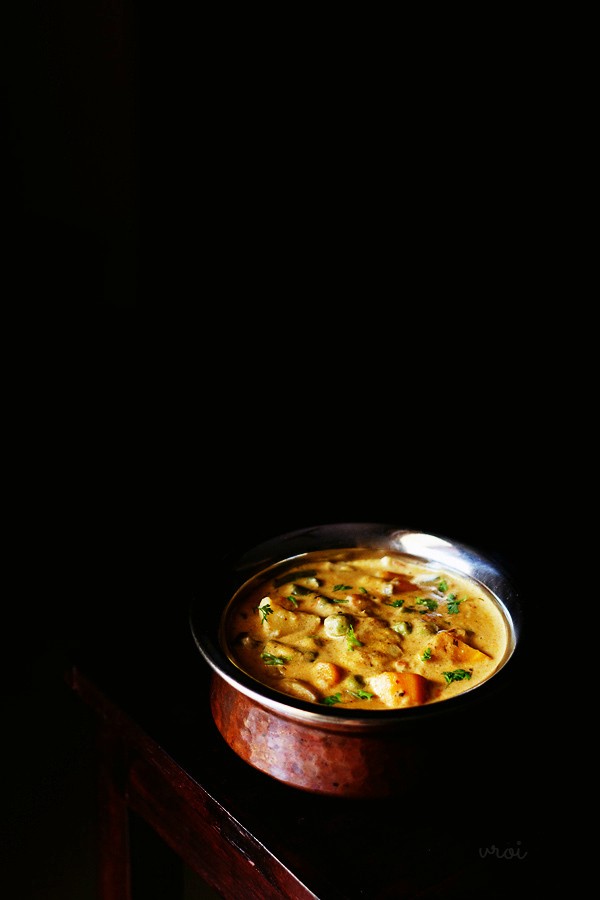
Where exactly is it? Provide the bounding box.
[446,594,466,614]
[256,603,273,624]
[437,579,448,592]
[384,599,404,608]
[321,693,342,705]
[261,652,289,666]
[286,595,299,608]
[331,596,350,604]
[347,689,374,700]
[416,598,439,612]
[346,624,364,650]
[422,647,432,661]
[443,668,472,683]
[334,584,353,592]
[358,587,369,594]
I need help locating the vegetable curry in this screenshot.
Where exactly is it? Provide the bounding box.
[223,549,509,710]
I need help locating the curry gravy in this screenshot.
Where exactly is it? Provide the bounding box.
[223,549,510,710]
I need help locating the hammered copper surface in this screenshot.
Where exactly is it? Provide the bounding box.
[210,673,420,797]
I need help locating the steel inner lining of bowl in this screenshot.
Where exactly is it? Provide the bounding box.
[190,524,521,729]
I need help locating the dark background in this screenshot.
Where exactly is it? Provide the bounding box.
[3,3,548,897]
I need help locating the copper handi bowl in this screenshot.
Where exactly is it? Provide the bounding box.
[190,524,522,798]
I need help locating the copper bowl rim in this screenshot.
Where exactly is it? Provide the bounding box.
[190,523,523,732]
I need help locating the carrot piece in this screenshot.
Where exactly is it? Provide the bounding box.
[313,662,345,690]
[434,632,490,665]
[370,671,429,706]
[394,672,428,704]
[381,573,420,592]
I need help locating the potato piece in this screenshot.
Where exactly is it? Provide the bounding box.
[277,679,321,703]
[434,631,490,665]
[352,618,403,660]
[262,640,302,663]
[258,598,321,638]
[343,593,375,614]
[350,647,399,669]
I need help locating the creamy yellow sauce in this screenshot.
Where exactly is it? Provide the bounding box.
[223,549,510,710]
